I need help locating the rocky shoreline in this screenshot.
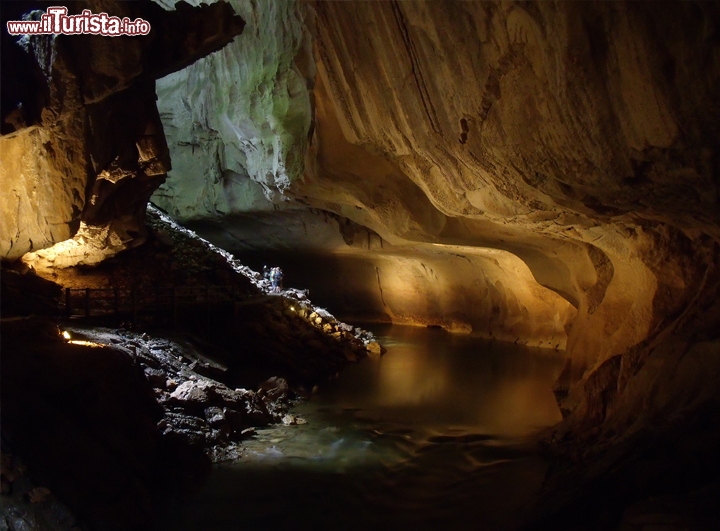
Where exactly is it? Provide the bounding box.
[57,324,377,465]
[1,206,385,531]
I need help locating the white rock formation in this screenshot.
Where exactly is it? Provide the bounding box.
[152,0,314,220]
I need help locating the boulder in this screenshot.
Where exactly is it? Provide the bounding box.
[203,407,226,428]
[143,368,167,389]
[169,380,214,404]
[366,341,385,357]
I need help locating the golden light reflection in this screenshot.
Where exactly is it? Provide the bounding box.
[60,330,104,348]
[333,242,573,348]
[375,352,449,406]
[68,340,104,348]
[477,379,563,436]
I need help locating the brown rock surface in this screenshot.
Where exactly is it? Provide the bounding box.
[2,3,720,516]
[152,1,720,450]
[303,3,720,456]
[1,0,245,262]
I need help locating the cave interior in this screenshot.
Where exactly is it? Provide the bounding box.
[2,1,720,530]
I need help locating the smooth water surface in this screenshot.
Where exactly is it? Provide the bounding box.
[161,326,565,531]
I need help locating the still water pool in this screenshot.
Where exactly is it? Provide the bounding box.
[162,325,565,530]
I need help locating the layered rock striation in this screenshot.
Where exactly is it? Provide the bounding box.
[3,0,720,479]
[151,0,720,453]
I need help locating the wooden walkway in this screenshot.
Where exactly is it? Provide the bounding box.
[63,285,246,329]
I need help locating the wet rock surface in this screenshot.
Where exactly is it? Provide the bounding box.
[1,206,383,530]
[1,451,81,531]
[57,325,321,463]
[0,313,372,531]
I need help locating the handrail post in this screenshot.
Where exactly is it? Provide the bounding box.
[114,287,119,320]
[85,288,91,318]
[172,287,178,328]
[205,284,210,338]
[65,288,71,319]
[132,288,137,329]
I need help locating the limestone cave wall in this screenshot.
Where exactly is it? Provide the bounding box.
[151,0,720,444]
[1,0,245,264]
[185,209,574,348]
[2,0,720,446]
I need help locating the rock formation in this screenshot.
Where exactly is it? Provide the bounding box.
[149,0,720,453]
[2,1,720,518]
[0,206,380,530]
[1,0,245,263]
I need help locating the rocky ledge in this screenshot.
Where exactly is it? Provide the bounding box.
[1,311,380,531]
[1,205,385,531]
[60,326,299,464]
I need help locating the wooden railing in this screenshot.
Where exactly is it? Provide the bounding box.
[63,285,243,328]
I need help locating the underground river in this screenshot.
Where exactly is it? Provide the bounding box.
[160,325,565,530]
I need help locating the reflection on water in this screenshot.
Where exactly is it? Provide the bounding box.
[317,325,563,436]
[160,326,565,531]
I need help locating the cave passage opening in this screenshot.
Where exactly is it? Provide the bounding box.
[179,211,576,351]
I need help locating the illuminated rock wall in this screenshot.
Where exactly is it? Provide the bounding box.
[154,1,720,443]
[322,246,574,349]
[0,125,86,261]
[3,0,717,445]
[304,1,720,440]
[151,0,313,219]
[0,0,244,264]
